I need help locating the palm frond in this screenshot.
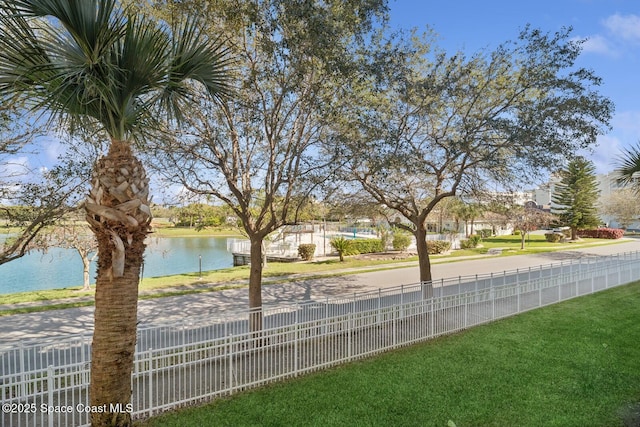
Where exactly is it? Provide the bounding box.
[0,0,233,144]
[614,142,640,188]
[157,15,234,123]
[0,3,51,94]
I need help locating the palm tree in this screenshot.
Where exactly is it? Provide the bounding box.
[615,142,640,188]
[0,1,231,425]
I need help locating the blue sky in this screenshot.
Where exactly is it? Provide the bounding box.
[388,0,640,175]
[7,0,639,188]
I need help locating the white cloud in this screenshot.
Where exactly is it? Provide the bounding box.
[580,34,618,56]
[581,111,640,175]
[613,111,640,138]
[579,13,640,58]
[603,14,640,43]
[44,139,65,163]
[581,135,621,174]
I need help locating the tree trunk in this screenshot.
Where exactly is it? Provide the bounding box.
[414,225,433,298]
[80,250,91,291]
[85,140,151,427]
[571,227,578,240]
[248,235,264,333]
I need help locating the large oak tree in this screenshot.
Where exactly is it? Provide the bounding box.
[145,0,388,331]
[336,27,613,292]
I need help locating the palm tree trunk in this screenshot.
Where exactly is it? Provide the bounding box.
[85,140,151,427]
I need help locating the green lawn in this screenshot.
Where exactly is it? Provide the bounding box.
[138,282,640,427]
[150,225,243,238]
[445,233,625,258]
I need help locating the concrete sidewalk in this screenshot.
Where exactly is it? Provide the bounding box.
[2,239,640,344]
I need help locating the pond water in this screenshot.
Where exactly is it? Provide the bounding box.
[0,236,234,294]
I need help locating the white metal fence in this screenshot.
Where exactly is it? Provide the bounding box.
[3,251,640,426]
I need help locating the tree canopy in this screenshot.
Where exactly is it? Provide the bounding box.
[143,0,388,330]
[334,26,613,284]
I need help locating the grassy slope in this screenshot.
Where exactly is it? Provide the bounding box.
[139,282,640,427]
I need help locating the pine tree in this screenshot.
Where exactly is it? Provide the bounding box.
[551,157,601,240]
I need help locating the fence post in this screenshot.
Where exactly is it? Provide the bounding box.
[377,289,382,324]
[147,348,153,416]
[325,296,329,335]
[348,310,353,360]
[294,309,299,376]
[516,271,520,313]
[228,335,233,391]
[353,293,356,318]
[392,304,397,347]
[464,295,468,329]
[47,365,54,427]
[18,342,27,400]
[429,296,434,338]
[492,285,496,320]
[538,276,542,307]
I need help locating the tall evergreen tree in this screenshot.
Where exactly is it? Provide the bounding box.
[551,157,601,240]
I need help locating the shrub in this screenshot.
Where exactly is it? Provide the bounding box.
[460,234,481,249]
[459,239,474,249]
[297,244,316,260]
[478,229,493,239]
[559,228,572,238]
[577,228,624,239]
[512,230,521,236]
[544,233,562,243]
[426,240,451,254]
[350,238,384,254]
[330,236,353,262]
[392,233,412,251]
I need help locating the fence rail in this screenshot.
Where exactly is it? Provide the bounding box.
[3,251,640,426]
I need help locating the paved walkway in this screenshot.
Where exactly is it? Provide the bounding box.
[2,239,640,344]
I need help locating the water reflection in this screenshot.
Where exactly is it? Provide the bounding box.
[0,236,233,294]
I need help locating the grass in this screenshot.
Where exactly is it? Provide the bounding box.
[0,256,419,310]
[137,281,640,427]
[0,232,629,310]
[150,226,243,238]
[438,233,626,258]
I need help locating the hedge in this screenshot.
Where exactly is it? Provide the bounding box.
[426,240,451,254]
[392,233,412,251]
[350,238,385,254]
[577,228,624,239]
[544,233,562,243]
